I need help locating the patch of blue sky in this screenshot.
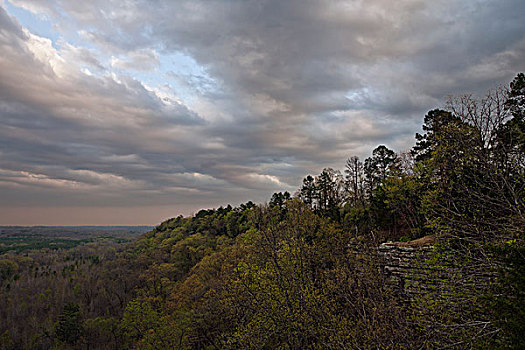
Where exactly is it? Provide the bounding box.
[345,87,372,110]
[5,0,220,109]
[5,1,99,54]
[5,0,59,43]
[130,51,221,107]
[160,52,220,99]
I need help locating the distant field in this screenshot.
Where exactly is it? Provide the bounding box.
[0,226,152,254]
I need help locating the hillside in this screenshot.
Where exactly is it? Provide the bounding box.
[0,74,524,349]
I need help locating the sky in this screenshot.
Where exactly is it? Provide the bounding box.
[0,0,524,225]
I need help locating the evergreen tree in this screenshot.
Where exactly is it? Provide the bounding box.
[364,145,397,194]
[298,175,316,208]
[55,302,83,345]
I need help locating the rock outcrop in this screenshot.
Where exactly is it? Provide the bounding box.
[378,235,496,304]
[378,236,436,300]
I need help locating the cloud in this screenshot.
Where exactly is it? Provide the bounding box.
[111,48,159,72]
[1,0,525,224]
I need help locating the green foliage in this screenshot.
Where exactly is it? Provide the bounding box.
[487,238,525,349]
[83,317,122,349]
[2,74,525,349]
[364,144,398,192]
[0,330,14,350]
[121,301,189,349]
[54,302,83,345]
[298,175,316,208]
[269,191,291,209]
[382,172,427,238]
[0,259,18,281]
[412,109,458,162]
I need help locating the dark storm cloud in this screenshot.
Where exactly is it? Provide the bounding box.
[1,0,525,224]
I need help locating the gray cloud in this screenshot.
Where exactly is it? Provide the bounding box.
[111,48,159,72]
[1,0,525,224]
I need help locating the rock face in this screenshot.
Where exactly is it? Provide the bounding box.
[378,235,495,302]
[383,235,436,248]
[378,236,436,301]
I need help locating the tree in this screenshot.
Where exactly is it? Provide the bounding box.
[121,301,187,349]
[412,109,458,162]
[269,191,291,209]
[497,73,525,171]
[364,145,398,194]
[486,73,525,348]
[297,175,316,208]
[429,78,525,245]
[315,168,344,220]
[344,156,365,207]
[220,200,415,348]
[410,74,525,347]
[446,87,510,149]
[0,259,18,281]
[55,302,83,346]
[382,172,427,239]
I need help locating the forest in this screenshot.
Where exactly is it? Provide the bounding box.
[0,73,524,349]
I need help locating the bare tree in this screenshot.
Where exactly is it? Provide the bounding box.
[344,156,365,207]
[445,86,510,149]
